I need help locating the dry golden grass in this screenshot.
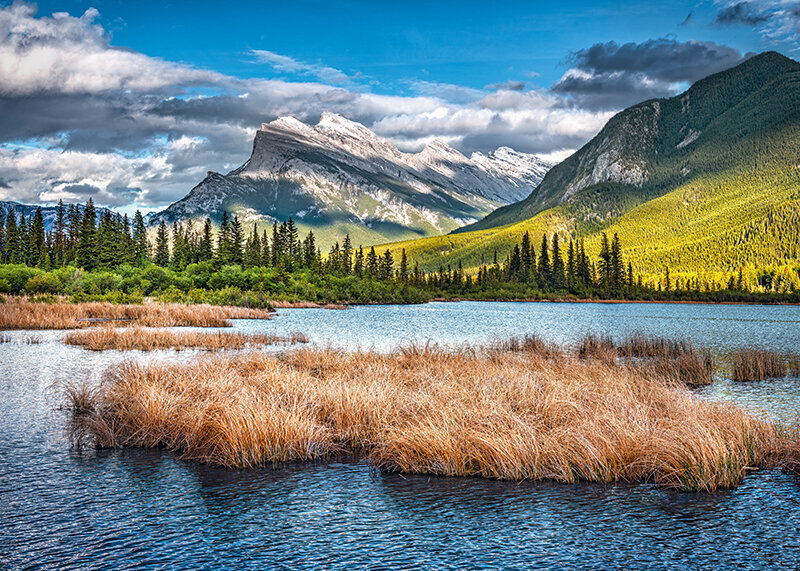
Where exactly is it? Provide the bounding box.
[732,349,786,381]
[618,332,696,358]
[67,343,798,491]
[64,327,308,351]
[0,297,273,330]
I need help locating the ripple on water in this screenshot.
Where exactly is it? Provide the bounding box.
[2,302,800,568]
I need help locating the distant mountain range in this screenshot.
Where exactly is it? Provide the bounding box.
[387,51,800,277]
[0,201,114,231]
[148,113,551,248]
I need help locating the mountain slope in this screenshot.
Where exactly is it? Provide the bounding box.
[460,51,800,233]
[151,113,551,248]
[386,52,800,277]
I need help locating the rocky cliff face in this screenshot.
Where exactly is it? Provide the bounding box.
[150,113,551,247]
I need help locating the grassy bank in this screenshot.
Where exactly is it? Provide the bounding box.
[64,327,308,351]
[0,297,273,330]
[67,342,799,492]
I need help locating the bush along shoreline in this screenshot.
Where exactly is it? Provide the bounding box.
[0,202,798,306]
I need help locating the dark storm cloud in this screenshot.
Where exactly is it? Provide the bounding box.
[551,38,746,110]
[715,2,771,25]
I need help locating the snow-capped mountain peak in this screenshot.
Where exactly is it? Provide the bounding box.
[151,114,553,249]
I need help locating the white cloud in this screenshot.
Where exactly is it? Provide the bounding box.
[0,3,225,96]
[250,50,350,84]
[0,2,618,212]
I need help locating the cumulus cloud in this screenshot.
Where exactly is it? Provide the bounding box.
[0,3,670,212]
[713,1,800,42]
[551,38,747,109]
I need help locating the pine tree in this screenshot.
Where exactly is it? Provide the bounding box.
[76,199,97,270]
[132,211,148,264]
[53,200,66,267]
[154,220,170,266]
[5,210,18,263]
[520,231,531,281]
[261,229,271,267]
[229,216,244,265]
[551,234,564,289]
[399,249,408,283]
[598,232,611,292]
[379,249,394,280]
[538,234,550,287]
[18,213,30,265]
[342,234,352,275]
[566,239,576,289]
[29,207,48,268]
[244,223,261,268]
[218,211,231,263]
[366,246,379,277]
[197,218,214,262]
[610,233,624,292]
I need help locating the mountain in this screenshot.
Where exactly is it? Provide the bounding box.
[386,51,800,277]
[150,113,551,248]
[0,201,114,231]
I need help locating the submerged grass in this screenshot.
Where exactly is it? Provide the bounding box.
[0,297,273,330]
[732,349,786,382]
[67,343,798,492]
[64,327,308,352]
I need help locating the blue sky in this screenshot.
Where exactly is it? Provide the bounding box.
[0,0,797,213]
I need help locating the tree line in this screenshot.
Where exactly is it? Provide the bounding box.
[1,199,796,303]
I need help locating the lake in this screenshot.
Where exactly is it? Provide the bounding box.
[2,301,799,568]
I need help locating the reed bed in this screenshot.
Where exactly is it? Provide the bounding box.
[0,298,273,330]
[64,327,308,352]
[492,334,560,359]
[732,349,786,382]
[642,352,715,387]
[618,332,696,358]
[67,343,798,492]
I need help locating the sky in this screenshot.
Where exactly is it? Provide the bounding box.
[0,0,798,214]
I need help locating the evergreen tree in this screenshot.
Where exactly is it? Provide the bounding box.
[198,218,214,262]
[5,210,18,263]
[261,229,271,267]
[551,234,564,289]
[217,211,231,263]
[53,199,66,267]
[132,211,148,264]
[342,234,353,275]
[18,213,30,265]
[520,231,532,281]
[379,249,394,280]
[29,207,48,268]
[229,216,244,265]
[366,246,379,277]
[610,233,624,292]
[598,232,611,292]
[399,249,408,283]
[154,220,170,267]
[566,239,576,289]
[538,234,550,287]
[76,199,97,270]
[244,223,262,268]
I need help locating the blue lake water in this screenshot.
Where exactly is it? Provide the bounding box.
[2,301,799,569]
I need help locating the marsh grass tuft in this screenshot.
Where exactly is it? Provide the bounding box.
[0,297,273,330]
[64,327,308,352]
[618,332,696,358]
[732,349,786,382]
[577,334,617,366]
[67,342,797,492]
